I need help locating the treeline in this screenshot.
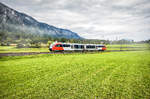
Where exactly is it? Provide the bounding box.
[109,39,134,44]
[1,31,148,48]
[137,39,150,44]
[0,31,110,48]
[0,31,50,47]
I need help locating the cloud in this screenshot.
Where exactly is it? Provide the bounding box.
[0,0,150,41]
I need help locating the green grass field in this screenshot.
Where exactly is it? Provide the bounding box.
[0,51,150,99]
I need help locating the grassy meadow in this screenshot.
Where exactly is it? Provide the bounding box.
[0,51,150,98]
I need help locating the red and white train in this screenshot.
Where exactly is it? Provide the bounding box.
[49,42,106,52]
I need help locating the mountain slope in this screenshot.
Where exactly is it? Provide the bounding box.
[0,2,82,39]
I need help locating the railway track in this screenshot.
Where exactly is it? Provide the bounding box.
[0,50,146,57]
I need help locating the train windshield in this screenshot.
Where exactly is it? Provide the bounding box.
[56,44,62,47]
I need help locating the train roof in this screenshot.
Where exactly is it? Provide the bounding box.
[52,42,105,46]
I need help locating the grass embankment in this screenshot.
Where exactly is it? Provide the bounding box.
[0,46,49,53]
[0,51,150,98]
[106,44,149,51]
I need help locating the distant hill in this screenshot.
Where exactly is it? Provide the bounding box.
[0,2,82,39]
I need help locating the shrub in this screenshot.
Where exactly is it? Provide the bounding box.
[16,43,24,48]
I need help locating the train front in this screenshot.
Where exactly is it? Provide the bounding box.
[49,42,64,52]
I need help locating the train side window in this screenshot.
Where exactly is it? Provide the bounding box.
[63,44,70,47]
[86,45,95,48]
[67,45,70,47]
[81,45,84,49]
[74,45,84,49]
[56,44,62,47]
[96,46,104,47]
[86,45,90,48]
[74,45,78,48]
[92,46,96,48]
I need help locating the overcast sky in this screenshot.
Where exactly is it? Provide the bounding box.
[1,0,150,41]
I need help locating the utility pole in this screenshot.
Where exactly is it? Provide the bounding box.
[120,37,123,51]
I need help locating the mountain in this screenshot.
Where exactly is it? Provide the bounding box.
[0,2,82,39]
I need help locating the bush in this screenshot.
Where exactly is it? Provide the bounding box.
[0,42,10,46]
[35,43,41,48]
[17,43,24,48]
[1,42,7,46]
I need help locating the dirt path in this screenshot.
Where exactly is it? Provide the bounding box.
[0,52,51,57]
